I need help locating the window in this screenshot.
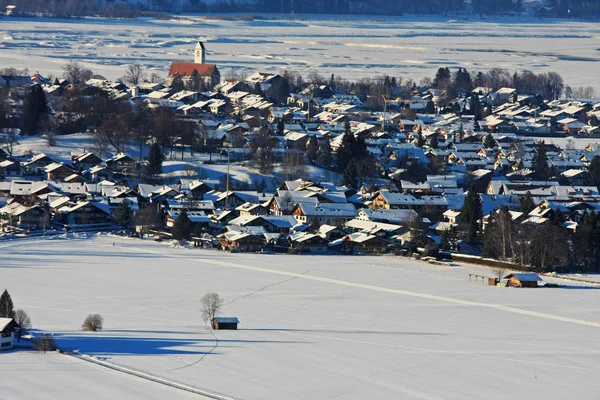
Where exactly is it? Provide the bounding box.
[1,341,11,347]
[1,333,11,338]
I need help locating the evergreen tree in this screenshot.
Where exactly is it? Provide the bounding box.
[416,126,426,148]
[277,119,285,136]
[484,133,496,149]
[306,135,318,163]
[252,82,263,96]
[21,85,48,135]
[532,141,551,180]
[520,191,536,214]
[172,210,192,242]
[317,139,332,167]
[336,131,356,172]
[0,289,14,318]
[147,142,163,178]
[461,185,482,244]
[469,94,483,121]
[586,156,600,191]
[170,74,185,93]
[342,160,359,189]
[432,67,451,90]
[114,200,132,228]
[269,77,290,104]
[430,133,439,149]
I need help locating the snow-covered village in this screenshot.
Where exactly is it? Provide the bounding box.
[2,3,600,399]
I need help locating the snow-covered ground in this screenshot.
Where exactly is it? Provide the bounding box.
[1,15,600,90]
[1,350,201,400]
[3,235,600,399]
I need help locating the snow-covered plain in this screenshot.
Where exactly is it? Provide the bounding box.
[1,15,600,89]
[3,235,600,399]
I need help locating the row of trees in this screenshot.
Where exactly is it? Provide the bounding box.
[430,67,565,101]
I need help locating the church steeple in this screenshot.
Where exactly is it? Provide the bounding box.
[195,40,206,64]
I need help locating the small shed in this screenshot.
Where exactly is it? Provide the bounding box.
[212,317,239,330]
[504,273,542,288]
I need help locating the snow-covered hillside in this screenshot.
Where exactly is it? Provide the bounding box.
[3,236,600,399]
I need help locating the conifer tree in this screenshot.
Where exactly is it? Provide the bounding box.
[0,289,15,318]
[532,141,550,180]
[342,160,359,189]
[147,142,163,179]
[172,210,192,242]
[114,200,132,228]
[484,133,496,149]
[21,85,48,135]
[306,136,318,163]
[461,185,482,244]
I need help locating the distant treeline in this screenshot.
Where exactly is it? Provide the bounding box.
[2,0,600,19]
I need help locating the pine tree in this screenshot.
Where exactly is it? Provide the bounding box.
[277,119,285,136]
[342,160,359,189]
[0,289,15,318]
[147,142,163,178]
[172,210,192,242]
[484,133,496,149]
[21,85,48,135]
[170,74,184,92]
[461,185,482,244]
[306,135,318,163]
[520,191,536,214]
[114,200,132,228]
[586,156,600,191]
[252,82,263,96]
[317,139,332,167]
[430,133,439,149]
[416,126,426,148]
[532,141,550,180]
[336,131,356,172]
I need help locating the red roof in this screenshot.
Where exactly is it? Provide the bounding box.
[168,62,218,78]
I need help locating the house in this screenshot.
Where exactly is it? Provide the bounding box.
[72,152,103,171]
[504,273,542,288]
[105,153,136,176]
[219,230,266,252]
[44,163,76,182]
[56,201,114,230]
[211,317,239,330]
[0,203,49,231]
[336,233,390,254]
[0,160,25,178]
[289,232,329,254]
[292,202,358,226]
[0,318,19,351]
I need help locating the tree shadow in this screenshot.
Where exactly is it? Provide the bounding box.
[53,333,305,356]
[242,328,448,336]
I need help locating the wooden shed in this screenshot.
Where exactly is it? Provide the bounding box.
[212,317,239,330]
[504,273,542,288]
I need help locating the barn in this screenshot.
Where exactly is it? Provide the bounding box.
[212,317,239,330]
[504,273,542,288]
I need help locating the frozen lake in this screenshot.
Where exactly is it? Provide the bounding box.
[0,15,599,89]
[3,235,600,399]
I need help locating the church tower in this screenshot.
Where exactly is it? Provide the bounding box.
[195,41,206,64]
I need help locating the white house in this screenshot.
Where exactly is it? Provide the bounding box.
[0,318,19,351]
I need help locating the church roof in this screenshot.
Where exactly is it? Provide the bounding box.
[168,62,219,78]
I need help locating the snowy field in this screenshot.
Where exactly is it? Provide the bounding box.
[1,15,600,89]
[2,235,600,399]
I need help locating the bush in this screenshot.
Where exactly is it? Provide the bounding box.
[82,314,103,332]
[35,333,55,353]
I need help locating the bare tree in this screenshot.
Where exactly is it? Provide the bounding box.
[149,72,165,84]
[14,309,32,342]
[283,151,307,180]
[123,64,147,86]
[135,205,163,238]
[35,333,55,353]
[201,292,223,326]
[1,131,19,157]
[82,314,103,332]
[493,268,505,282]
[62,61,93,85]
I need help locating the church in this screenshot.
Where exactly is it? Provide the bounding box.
[168,41,220,89]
